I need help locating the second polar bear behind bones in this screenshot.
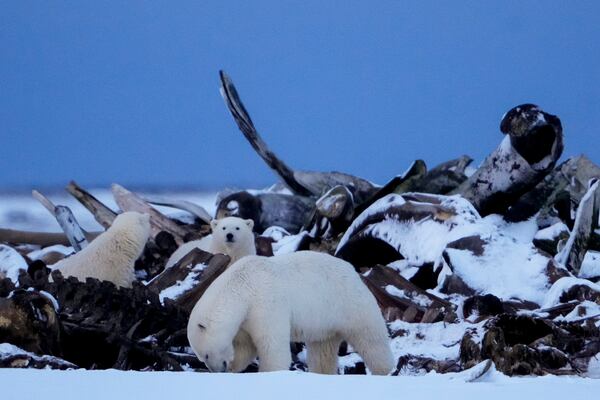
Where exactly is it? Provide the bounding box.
[166,216,256,268]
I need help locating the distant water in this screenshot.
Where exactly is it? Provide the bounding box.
[0,188,218,232]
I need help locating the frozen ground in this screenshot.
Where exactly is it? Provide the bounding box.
[1,366,598,400]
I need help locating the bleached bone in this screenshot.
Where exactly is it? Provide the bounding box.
[142,194,212,224]
[31,190,88,252]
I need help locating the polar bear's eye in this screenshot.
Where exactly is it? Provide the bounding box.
[198,323,205,330]
[222,227,226,230]
[236,227,240,230]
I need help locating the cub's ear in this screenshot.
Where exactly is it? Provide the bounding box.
[245,219,254,230]
[210,220,218,231]
[198,323,206,330]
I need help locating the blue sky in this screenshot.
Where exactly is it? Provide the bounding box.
[1,1,599,190]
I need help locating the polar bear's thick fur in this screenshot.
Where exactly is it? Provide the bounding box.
[51,212,150,288]
[166,217,256,268]
[187,251,394,375]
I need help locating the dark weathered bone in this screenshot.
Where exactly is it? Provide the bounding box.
[460,313,599,376]
[0,290,62,356]
[31,190,88,252]
[555,180,600,274]
[353,160,427,217]
[506,155,600,224]
[362,265,453,323]
[66,181,117,229]
[410,156,473,195]
[453,104,563,216]
[313,185,355,233]
[216,190,314,234]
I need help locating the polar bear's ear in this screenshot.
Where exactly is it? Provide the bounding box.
[210,220,218,231]
[245,219,254,230]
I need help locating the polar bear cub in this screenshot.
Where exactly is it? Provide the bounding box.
[187,251,394,375]
[166,217,256,268]
[51,211,150,288]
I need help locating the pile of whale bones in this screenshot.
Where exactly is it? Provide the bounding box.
[1,71,600,378]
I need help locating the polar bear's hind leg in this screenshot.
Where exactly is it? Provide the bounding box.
[306,335,342,374]
[346,331,395,376]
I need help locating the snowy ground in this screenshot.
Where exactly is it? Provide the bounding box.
[2,367,598,400]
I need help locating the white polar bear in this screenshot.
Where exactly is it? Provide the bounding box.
[51,212,150,288]
[187,251,394,375]
[165,217,256,268]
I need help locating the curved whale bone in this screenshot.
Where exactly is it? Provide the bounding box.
[219,70,378,204]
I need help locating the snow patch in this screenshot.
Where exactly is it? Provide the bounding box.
[0,244,28,283]
[389,320,485,364]
[534,222,568,241]
[542,277,600,308]
[580,251,600,279]
[385,285,432,308]
[28,245,74,260]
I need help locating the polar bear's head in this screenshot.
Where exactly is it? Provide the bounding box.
[110,212,151,254]
[112,211,151,233]
[210,216,254,251]
[188,319,235,373]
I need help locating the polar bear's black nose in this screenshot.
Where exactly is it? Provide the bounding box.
[226,233,234,241]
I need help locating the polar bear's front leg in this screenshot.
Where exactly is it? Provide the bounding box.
[306,335,342,374]
[249,316,292,372]
[231,329,257,372]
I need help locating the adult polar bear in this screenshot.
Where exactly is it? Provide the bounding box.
[187,251,394,375]
[51,212,150,288]
[165,217,256,268]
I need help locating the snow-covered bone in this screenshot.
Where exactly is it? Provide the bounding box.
[453,104,563,216]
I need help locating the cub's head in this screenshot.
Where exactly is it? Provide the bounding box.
[210,217,254,249]
[187,319,234,373]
